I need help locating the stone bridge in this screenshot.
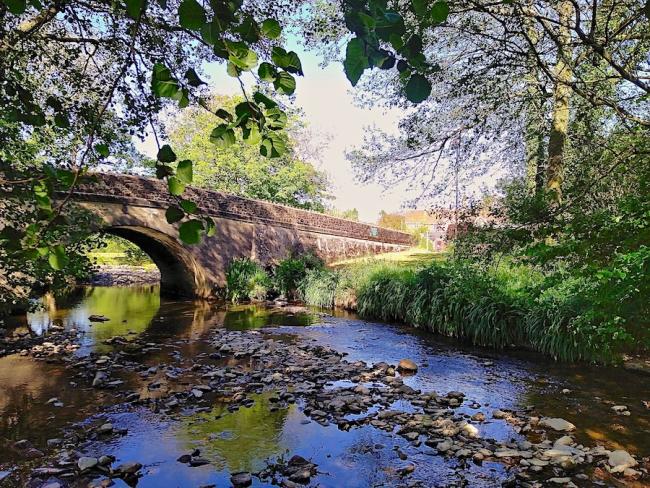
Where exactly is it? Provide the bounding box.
[67,173,413,298]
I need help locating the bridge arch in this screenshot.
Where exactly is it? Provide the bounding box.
[103,225,210,298]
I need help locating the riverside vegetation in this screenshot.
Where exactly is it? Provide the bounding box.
[225,248,649,364]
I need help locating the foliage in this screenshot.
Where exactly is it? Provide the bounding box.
[298,253,647,363]
[88,235,153,267]
[225,257,271,303]
[377,210,405,230]
[326,208,359,221]
[166,94,329,211]
[273,252,323,299]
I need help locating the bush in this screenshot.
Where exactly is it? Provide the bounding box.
[225,257,270,303]
[274,252,324,299]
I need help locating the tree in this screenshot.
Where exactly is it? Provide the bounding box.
[327,207,359,221]
[0,0,442,282]
[166,94,329,211]
[316,0,649,204]
[378,211,405,230]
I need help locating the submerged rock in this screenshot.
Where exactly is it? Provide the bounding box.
[539,417,576,432]
[230,471,252,487]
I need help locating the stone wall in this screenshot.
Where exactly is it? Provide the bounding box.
[65,173,413,297]
[72,173,413,246]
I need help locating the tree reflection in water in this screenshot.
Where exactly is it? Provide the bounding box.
[180,392,291,473]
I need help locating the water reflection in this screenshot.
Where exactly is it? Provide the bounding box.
[181,393,292,473]
[1,285,649,487]
[27,286,161,353]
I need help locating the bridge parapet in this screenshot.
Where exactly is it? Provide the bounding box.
[71,173,413,246]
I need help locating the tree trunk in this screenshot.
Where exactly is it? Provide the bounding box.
[546,0,574,204]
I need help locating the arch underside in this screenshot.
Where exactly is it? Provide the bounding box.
[105,226,208,298]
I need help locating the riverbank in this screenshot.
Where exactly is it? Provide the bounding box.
[0,286,648,487]
[81,265,161,286]
[298,257,649,364]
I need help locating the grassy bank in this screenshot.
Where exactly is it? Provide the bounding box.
[221,247,648,363]
[299,250,649,363]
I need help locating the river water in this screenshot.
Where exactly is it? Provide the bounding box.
[0,285,648,487]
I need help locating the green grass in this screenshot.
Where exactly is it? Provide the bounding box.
[299,255,647,363]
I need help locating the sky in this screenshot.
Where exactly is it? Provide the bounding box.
[136,38,422,223]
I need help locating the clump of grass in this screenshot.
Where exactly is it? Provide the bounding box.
[299,268,338,308]
[274,252,324,299]
[225,257,270,302]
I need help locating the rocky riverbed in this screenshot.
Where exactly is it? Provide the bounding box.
[0,286,648,487]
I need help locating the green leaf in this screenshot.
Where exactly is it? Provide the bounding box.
[156,164,173,179]
[94,143,109,157]
[430,1,449,23]
[179,219,203,244]
[168,176,185,195]
[258,62,276,82]
[200,21,221,45]
[344,38,369,86]
[48,245,68,270]
[151,63,180,99]
[226,61,241,77]
[265,106,287,129]
[204,217,216,237]
[215,108,233,121]
[228,48,258,71]
[271,47,302,75]
[176,159,193,184]
[54,113,70,128]
[273,71,296,95]
[405,73,431,103]
[185,68,205,87]
[242,122,261,145]
[3,0,26,14]
[125,0,145,19]
[236,16,260,43]
[157,144,177,162]
[180,199,198,213]
[165,206,185,223]
[253,91,277,108]
[411,0,427,16]
[178,0,205,30]
[259,132,286,158]
[210,124,236,147]
[261,18,281,39]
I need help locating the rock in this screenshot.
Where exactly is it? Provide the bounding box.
[461,423,479,438]
[78,456,99,471]
[397,359,418,373]
[611,405,630,416]
[96,423,113,435]
[436,440,452,452]
[116,462,142,474]
[92,371,108,388]
[539,417,576,432]
[189,458,210,467]
[607,450,637,473]
[88,315,110,322]
[554,436,574,447]
[230,472,252,487]
[47,438,63,447]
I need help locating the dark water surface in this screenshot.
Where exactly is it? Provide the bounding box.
[1,285,648,487]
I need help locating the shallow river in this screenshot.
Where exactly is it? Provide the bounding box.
[0,286,648,487]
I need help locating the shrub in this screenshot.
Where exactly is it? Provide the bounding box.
[274,252,324,299]
[225,257,270,303]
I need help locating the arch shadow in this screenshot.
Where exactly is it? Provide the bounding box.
[105,226,207,298]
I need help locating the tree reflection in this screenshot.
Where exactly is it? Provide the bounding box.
[180,393,291,473]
